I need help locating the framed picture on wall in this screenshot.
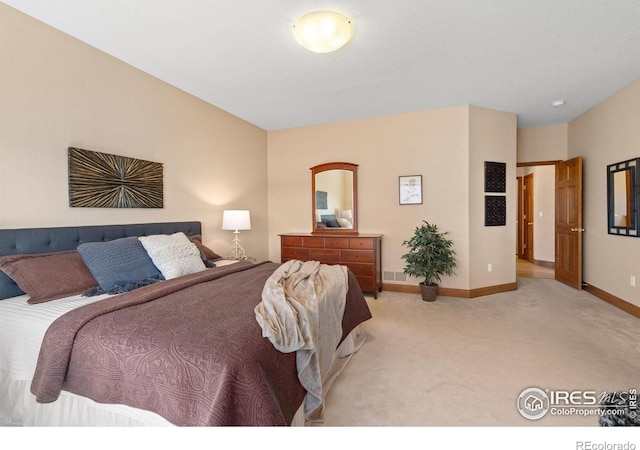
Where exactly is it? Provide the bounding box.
[399,175,422,205]
[315,190,328,210]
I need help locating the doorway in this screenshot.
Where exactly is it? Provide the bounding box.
[517,166,549,265]
[516,158,583,290]
[516,162,557,270]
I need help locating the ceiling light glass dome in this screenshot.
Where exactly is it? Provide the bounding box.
[292,11,354,53]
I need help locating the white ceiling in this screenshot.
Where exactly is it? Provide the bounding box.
[3,0,639,131]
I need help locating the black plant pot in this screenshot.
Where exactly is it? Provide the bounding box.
[420,283,438,302]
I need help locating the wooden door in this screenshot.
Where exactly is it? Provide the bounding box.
[524,174,534,262]
[517,176,523,257]
[555,157,584,289]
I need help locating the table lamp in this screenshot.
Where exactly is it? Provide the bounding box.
[222,210,251,260]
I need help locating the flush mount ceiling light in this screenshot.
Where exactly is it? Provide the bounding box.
[292,11,354,53]
[552,100,566,107]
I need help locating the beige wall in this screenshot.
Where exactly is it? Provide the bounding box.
[529,166,556,263]
[517,124,568,163]
[0,4,269,260]
[268,106,517,291]
[568,78,640,307]
[468,106,517,288]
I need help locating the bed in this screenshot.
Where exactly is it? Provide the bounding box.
[0,221,371,426]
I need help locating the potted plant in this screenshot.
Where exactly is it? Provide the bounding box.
[402,221,457,301]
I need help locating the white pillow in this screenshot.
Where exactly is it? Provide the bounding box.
[138,232,206,279]
[337,218,353,228]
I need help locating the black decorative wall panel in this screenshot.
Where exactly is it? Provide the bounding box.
[485,161,506,193]
[485,195,506,226]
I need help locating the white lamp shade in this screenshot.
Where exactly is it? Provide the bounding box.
[222,210,251,231]
[292,11,354,53]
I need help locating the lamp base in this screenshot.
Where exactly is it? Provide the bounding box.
[227,231,247,260]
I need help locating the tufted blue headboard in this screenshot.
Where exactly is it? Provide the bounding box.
[0,221,202,300]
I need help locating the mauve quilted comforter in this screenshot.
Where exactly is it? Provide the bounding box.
[30,261,371,426]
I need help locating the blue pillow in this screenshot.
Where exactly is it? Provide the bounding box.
[77,237,163,294]
[321,214,341,228]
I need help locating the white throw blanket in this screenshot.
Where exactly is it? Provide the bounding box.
[255,259,348,422]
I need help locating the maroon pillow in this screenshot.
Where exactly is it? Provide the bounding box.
[189,235,223,262]
[0,250,97,304]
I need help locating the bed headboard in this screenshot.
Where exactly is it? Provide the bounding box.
[0,221,202,300]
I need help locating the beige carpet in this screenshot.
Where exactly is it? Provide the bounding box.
[321,278,639,427]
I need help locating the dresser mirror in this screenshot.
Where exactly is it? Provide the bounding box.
[311,162,358,235]
[607,157,640,236]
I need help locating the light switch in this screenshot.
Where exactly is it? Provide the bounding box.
[538,211,544,217]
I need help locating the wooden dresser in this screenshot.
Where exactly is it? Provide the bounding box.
[280,233,382,298]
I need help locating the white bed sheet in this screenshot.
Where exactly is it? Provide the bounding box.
[0,259,364,427]
[0,290,175,426]
[0,293,107,379]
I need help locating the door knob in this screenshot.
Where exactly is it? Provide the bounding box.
[571,227,586,232]
[528,222,533,225]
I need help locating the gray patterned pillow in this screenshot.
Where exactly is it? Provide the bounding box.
[78,237,163,294]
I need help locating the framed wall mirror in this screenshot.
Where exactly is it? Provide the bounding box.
[311,162,358,235]
[607,157,640,236]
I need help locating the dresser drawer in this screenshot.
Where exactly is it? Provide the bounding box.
[302,237,326,248]
[309,248,341,261]
[325,237,350,249]
[349,238,375,250]
[282,247,310,260]
[343,262,375,277]
[354,276,376,292]
[281,236,303,247]
[342,249,374,263]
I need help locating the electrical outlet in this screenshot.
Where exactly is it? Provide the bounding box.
[631,275,636,287]
[488,263,493,273]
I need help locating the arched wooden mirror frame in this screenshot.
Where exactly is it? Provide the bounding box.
[311,162,358,235]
